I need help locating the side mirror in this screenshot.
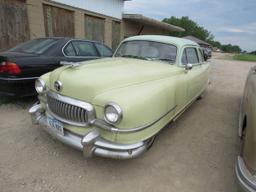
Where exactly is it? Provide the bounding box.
[185,63,193,70]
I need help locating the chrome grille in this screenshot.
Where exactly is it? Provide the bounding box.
[47,92,90,126]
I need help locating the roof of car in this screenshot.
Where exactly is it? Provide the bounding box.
[123,35,199,48]
[36,37,101,44]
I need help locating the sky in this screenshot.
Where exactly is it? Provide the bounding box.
[124,0,256,52]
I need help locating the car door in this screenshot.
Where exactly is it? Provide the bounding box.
[197,48,210,91]
[182,46,206,103]
[61,40,100,63]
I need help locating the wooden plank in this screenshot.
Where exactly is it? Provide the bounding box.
[0,0,30,51]
[112,21,121,49]
[43,4,74,37]
[85,14,104,42]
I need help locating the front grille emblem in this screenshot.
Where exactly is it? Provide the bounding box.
[54,81,63,92]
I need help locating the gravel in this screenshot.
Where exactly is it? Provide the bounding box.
[0,57,255,192]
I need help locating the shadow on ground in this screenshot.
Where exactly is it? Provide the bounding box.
[0,96,37,108]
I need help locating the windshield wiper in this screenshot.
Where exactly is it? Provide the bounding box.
[150,58,175,63]
[120,54,148,60]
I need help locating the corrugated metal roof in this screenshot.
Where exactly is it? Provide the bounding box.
[123,14,185,32]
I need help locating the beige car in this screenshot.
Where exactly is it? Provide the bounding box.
[237,66,256,191]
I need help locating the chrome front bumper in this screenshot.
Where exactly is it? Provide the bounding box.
[29,104,150,159]
[236,156,256,192]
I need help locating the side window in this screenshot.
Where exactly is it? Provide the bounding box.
[186,48,199,64]
[72,41,98,57]
[95,43,113,57]
[199,49,205,62]
[182,50,188,65]
[64,43,76,56]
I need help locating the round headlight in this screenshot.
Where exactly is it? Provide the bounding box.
[104,102,122,124]
[35,78,46,94]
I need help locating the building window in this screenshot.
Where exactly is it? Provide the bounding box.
[84,14,105,42]
[43,5,74,37]
[112,21,121,49]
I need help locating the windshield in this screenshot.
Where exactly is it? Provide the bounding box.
[114,40,177,63]
[9,38,59,54]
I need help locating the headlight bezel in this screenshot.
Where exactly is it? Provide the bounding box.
[35,78,47,94]
[104,102,123,125]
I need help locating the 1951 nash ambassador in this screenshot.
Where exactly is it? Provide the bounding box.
[237,66,256,191]
[29,35,210,159]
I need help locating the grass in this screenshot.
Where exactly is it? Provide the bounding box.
[233,54,256,62]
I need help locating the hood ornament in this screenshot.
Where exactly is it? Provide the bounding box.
[60,61,80,68]
[54,81,63,92]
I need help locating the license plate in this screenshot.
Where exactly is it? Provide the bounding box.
[47,116,64,136]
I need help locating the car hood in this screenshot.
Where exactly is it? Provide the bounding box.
[48,58,180,103]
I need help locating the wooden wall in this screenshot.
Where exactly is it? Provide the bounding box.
[43,4,74,37]
[84,14,105,42]
[112,21,121,49]
[0,0,30,51]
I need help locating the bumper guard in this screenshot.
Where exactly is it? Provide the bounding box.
[236,156,256,192]
[29,104,151,159]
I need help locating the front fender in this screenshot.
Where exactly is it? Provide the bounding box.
[92,77,177,130]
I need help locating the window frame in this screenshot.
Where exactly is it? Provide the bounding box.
[180,46,201,67]
[63,41,76,57]
[62,40,100,58]
[198,48,205,63]
[114,40,178,64]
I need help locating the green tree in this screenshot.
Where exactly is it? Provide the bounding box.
[221,44,241,53]
[163,16,242,53]
[162,16,214,42]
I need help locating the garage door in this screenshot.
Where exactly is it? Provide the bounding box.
[84,14,105,42]
[43,5,74,37]
[112,21,121,49]
[0,0,30,51]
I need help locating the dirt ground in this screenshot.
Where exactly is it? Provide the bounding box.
[0,57,256,192]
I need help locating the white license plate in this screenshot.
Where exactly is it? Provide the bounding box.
[47,116,64,136]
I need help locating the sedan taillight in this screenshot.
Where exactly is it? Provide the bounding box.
[0,61,21,74]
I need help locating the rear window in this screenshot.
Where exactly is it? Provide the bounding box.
[9,38,59,54]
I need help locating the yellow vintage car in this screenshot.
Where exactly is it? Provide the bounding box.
[237,66,256,191]
[29,35,210,159]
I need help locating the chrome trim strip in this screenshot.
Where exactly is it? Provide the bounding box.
[236,156,256,192]
[104,102,123,125]
[0,77,38,81]
[94,138,144,151]
[94,105,177,133]
[61,39,100,59]
[61,39,72,57]
[94,146,147,159]
[46,91,95,126]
